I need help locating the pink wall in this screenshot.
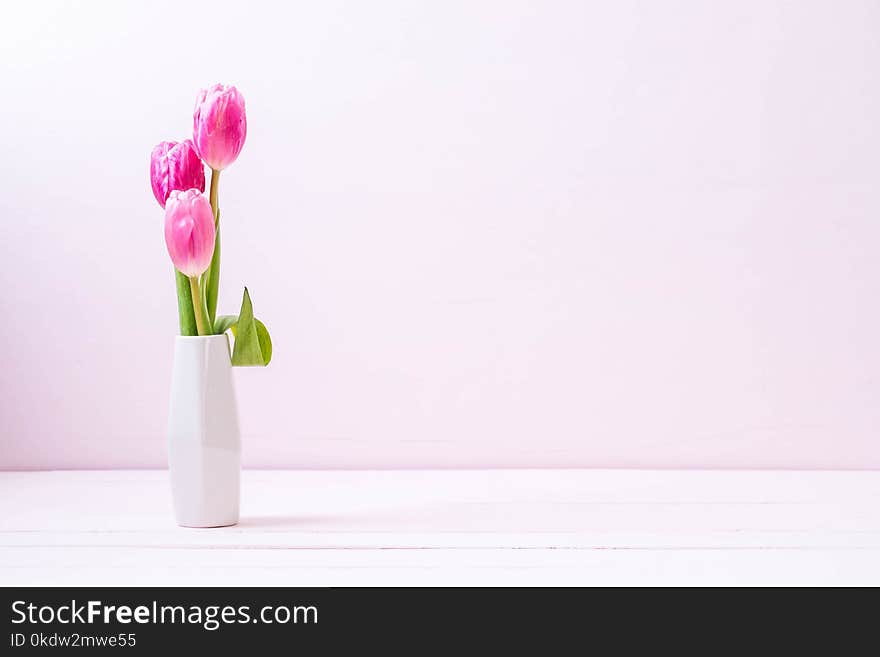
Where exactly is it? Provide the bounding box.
[2,1,879,470]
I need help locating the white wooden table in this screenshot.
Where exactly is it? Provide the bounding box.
[2,470,879,586]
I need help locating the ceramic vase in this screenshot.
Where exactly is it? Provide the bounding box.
[167,334,241,527]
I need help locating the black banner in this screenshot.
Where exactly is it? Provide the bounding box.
[0,587,864,651]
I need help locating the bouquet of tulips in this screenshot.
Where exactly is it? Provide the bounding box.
[150,84,271,366]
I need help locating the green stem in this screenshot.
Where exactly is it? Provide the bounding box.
[207,227,220,327]
[209,169,220,222]
[205,168,221,327]
[188,275,211,336]
[175,269,197,336]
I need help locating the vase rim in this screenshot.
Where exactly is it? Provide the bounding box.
[174,334,228,340]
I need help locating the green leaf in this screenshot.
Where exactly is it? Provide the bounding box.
[254,318,273,365]
[213,314,238,335]
[175,269,197,336]
[205,222,221,328]
[228,288,272,366]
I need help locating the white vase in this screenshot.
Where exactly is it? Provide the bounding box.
[167,334,241,528]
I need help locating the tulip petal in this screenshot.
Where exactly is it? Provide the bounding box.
[164,189,215,277]
[192,84,247,171]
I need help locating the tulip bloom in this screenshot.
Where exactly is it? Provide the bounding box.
[164,189,216,335]
[192,84,247,171]
[164,189,216,277]
[193,84,246,329]
[150,140,205,208]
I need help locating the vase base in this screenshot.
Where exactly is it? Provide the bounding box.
[176,519,239,529]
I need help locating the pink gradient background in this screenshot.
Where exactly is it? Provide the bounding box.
[1,1,879,470]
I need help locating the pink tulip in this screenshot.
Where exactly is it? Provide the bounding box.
[150,140,205,209]
[164,189,216,277]
[192,84,247,171]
